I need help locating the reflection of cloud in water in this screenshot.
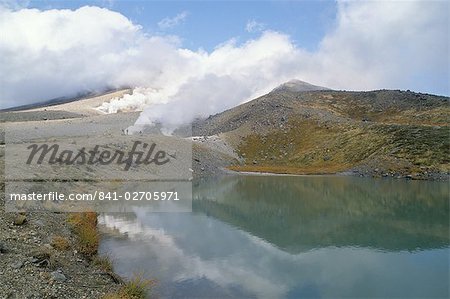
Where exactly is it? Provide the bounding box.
[100,213,289,298]
[99,209,449,298]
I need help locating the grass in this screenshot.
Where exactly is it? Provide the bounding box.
[67,211,99,256]
[93,255,114,272]
[233,119,383,174]
[51,235,70,251]
[375,106,450,127]
[378,125,450,171]
[102,274,155,299]
[231,118,449,175]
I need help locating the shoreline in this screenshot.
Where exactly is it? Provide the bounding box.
[225,167,449,181]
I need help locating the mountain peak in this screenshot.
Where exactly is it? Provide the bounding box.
[272,80,330,93]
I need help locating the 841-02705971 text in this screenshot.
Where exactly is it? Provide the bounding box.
[96,191,179,201]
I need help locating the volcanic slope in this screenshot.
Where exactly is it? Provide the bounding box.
[191,81,449,179]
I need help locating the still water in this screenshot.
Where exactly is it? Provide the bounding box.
[99,175,449,298]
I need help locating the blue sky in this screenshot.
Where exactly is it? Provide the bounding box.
[28,0,337,52]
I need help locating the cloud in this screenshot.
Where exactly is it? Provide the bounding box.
[0,1,448,133]
[0,6,131,106]
[158,11,188,29]
[0,5,184,108]
[246,19,265,33]
[312,0,449,93]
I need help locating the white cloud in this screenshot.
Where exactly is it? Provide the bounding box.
[158,11,188,29]
[246,19,265,33]
[312,0,449,93]
[0,6,185,108]
[0,1,448,133]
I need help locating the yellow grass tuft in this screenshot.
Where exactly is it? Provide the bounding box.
[93,255,114,273]
[102,274,156,299]
[67,211,99,256]
[51,235,70,251]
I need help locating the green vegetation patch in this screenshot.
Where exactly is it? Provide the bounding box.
[234,119,386,173]
[378,124,450,171]
[233,118,449,174]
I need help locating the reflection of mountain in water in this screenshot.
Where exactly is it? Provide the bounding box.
[99,176,450,298]
[193,176,449,253]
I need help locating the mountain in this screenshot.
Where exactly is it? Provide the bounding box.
[271,79,330,92]
[0,87,129,112]
[192,81,449,179]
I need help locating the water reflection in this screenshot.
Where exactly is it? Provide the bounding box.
[99,175,449,298]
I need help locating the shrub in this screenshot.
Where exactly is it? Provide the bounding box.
[103,274,155,299]
[93,255,114,272]
[51,235,70,251]
[67,211,99,256]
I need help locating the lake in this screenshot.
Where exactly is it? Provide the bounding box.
[99,175,449,298]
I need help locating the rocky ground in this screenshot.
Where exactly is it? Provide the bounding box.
[0,187,121,299]
[190,134,241,177]
[1,134,121,298]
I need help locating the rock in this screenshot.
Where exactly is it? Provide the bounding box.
[13,214,27,226]
[50,271,67,282]
[0,242,7,253]
[11,261,24,269]
[30,248,51,267]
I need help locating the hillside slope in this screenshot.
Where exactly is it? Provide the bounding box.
[192,86,449,179]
